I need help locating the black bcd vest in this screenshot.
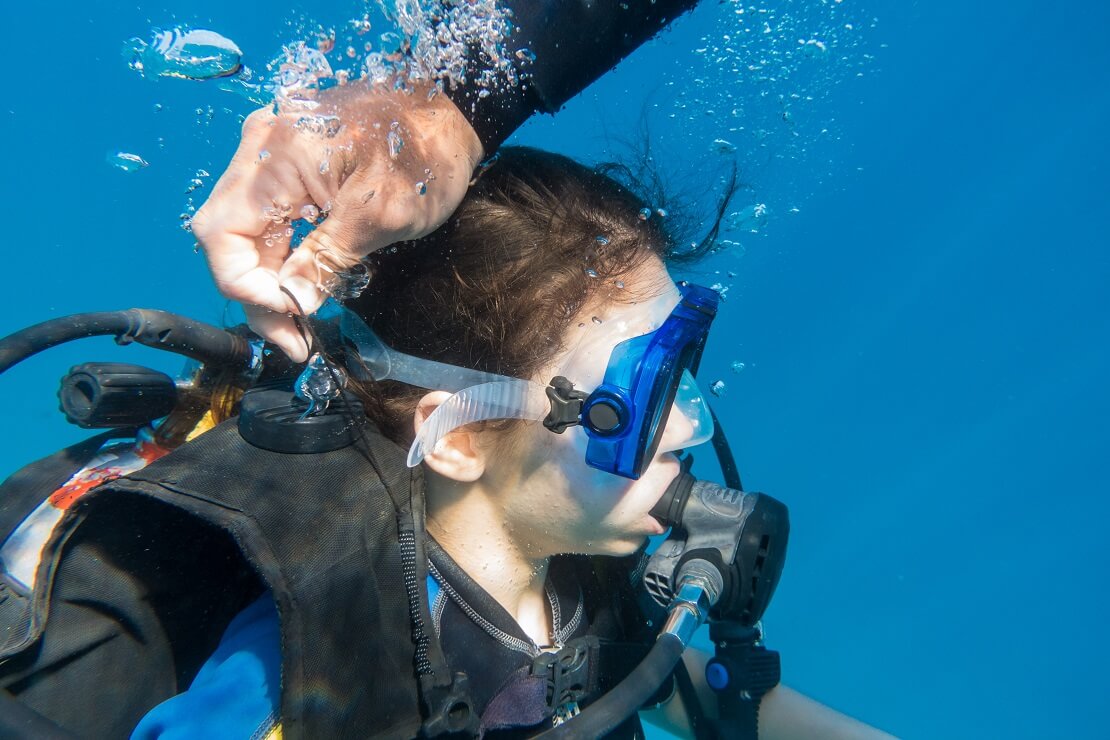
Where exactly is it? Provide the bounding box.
[0,420,658,739]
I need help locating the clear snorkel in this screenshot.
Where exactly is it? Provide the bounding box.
[337,309,553,466]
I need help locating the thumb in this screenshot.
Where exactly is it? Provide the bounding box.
[245,305,311,363]
[276,212,366,316]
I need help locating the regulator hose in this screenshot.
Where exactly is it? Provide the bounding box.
[0,309,254,375]
[538,633,685,739]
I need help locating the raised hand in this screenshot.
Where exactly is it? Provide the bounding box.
[191,82,483,360]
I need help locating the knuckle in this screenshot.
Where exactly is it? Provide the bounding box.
[190,206,214,238]
[307,229,361,265]
[241,107,273,136]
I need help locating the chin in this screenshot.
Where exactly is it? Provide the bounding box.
[597,534,651,557]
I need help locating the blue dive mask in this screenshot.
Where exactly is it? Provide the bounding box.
[337,282,718,480]
[543,282,718,478]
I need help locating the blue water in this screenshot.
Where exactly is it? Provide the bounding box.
[3,1,1108,738]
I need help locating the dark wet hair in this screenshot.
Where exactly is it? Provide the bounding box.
[344,146,732,444]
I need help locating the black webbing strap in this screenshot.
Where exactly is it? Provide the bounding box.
[707,623,781,740]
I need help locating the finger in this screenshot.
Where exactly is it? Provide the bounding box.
[244,304,311,363]
[201,184,325,312]
[194,119,324,309]
[275,203,370,315]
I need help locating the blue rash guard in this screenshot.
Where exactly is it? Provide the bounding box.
[130,595,282,740]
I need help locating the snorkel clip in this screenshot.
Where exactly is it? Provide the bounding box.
[542,376,587,434]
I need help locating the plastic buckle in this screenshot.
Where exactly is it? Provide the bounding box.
[531,636,600,711]
[543,376,588,434]
[706,622,781,703]
[419,672,479,738]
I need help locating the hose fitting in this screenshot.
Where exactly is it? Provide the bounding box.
[662,558,725,646]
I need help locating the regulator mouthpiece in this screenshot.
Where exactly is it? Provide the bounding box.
[646,472,789,627]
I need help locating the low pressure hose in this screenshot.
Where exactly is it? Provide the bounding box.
[0,309,254,375]
[537,560,725,739]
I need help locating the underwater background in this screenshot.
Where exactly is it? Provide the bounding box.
[3,1,1107,737]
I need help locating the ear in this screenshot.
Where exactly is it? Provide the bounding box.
[413,391,488,483]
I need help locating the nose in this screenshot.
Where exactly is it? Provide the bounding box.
[657,404,696,452]
[655,369,714,454]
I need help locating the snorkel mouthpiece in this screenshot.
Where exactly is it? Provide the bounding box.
[647,472,789,628]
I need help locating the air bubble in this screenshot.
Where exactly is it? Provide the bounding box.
[300,204,320,222]
[124,28,243,81]
[595,235,610,245]
[351,16,372,35]
[261,205,290,223]
[107,151,148,172]
[293,114,342,138]
[727,203,768,233]
[387,129,404,159]
[712,138,737,154]
[710,380,727,397]
[585,268,599,278]
[638,208,652,221]
[415,181,427,195]
[730,361,746,373]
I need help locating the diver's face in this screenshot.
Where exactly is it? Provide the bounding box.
[487,258,689,557]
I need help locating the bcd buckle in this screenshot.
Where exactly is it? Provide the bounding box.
[531,635,600,712]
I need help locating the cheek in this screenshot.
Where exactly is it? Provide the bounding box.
[513,426,674,541]
[520,428,626,514]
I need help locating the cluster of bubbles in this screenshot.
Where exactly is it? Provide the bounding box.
[121,3,521,218]
[253,1,519,117]
[363,0,521,97]
[652,2,878,396]
[175,169,213,233]
[268,41,334,111]
[660,0,878,269]
[185,168,210,194]
[682,0,876,152]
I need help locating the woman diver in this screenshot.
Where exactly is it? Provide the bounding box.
[1,2,893,738]
[0,146,891,738]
